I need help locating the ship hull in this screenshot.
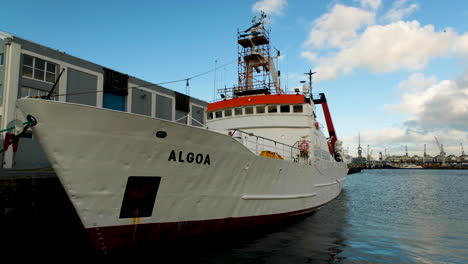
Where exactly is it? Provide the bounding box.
[86,205,323,251]
[17,98,347,252]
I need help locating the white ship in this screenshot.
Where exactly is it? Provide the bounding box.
[16,14,348,252]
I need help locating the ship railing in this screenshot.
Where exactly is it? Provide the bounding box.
[229,129,305,162]
[215,85,312,101]
[175,114,207,128]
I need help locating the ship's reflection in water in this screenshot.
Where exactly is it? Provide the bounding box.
[193,192,349,264]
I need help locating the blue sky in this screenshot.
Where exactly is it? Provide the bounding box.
[3,0,468,158]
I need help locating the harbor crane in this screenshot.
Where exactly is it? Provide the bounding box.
[423,144,427,164]
[434,136,446,166]
[367,144,370,160]
[357,133,362,159]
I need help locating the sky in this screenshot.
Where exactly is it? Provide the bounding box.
[3,0,468,158]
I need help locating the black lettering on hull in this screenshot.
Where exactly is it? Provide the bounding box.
[168,150,211,165]
[187,152,194,163]
[204,155,210,165]
[168,150,176,161]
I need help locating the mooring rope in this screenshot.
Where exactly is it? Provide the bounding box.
[0,119,37,134]
[0,115,37,154]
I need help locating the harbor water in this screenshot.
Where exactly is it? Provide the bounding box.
[2,169,468,262]
[162,169,468,263]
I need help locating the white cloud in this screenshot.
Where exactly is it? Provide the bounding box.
[391,73,468,130]
[301,51,317,61]
[305,20,468,80]
[398,73,437,92]
[305,4,375,49]
[252,0,287,15]
[302,2,468,81]
[360,0,381,10]
[286,72,308,84]
[304,2,468,158]
[384,0,418,22]
[342,72,468,158]
[454,33,468,55]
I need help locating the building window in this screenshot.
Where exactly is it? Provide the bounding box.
[19,86,49,98]
[225,109,232,117]
[268,105,277,113]
[293,105,303,113]
[280,105,290,113]
[155,94,173,121]
[0,53,3,65]
[22,54,57,83]
[103,68,128,96]
[103,92,126,111]
[46,62,56,82]
[175,92,190,112]
[256,106,265,114]
[191,105,204,127]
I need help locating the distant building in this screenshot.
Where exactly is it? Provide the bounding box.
[0,31,207,169]
[386,155,408,164]
[446,155,458,164]
[458,154,468,163]
[411,155,423,163]
[434,154,446,164]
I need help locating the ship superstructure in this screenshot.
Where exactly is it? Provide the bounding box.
[207,13,343,163]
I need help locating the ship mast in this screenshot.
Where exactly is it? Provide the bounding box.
[234,12,281,97]
[304,70,316,98]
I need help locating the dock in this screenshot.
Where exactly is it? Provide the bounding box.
[0,169,94,257]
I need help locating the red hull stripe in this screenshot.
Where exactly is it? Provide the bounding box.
[86,205,323,252]
[207,94,306,112]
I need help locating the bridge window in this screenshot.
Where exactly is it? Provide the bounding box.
[207,112,213,120]
[245,107,253,115]
[225,109,232,117]
[235,108,243,116]
[256,106,265,114]
[215,111,222,118]
[280,105,290,113]
[293,105,303,113]
[268,105,277,113]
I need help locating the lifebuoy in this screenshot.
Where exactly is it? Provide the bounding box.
[314,122,319,130]
[299,140,309,151]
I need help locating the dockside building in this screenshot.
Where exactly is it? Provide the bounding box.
[0,31,207,169]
